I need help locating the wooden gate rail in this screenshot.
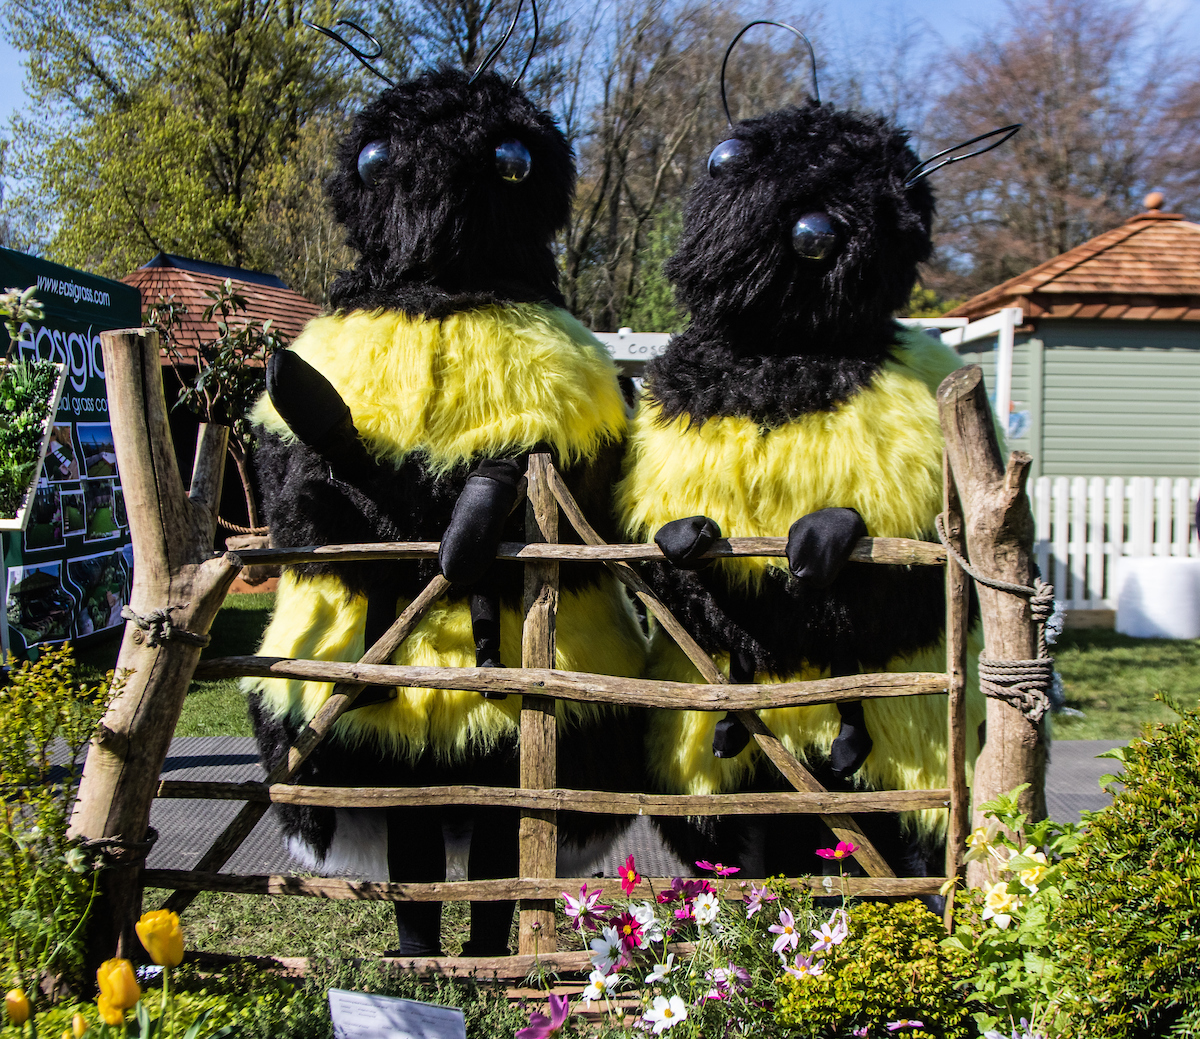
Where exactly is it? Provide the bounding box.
[151,783,949,813]
[144,872,944,901]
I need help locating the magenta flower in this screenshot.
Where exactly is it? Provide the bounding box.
[516,994,571,1039]
[612,910,644,951]
[561,883,611,931]
[886,1022,924,1032]
[852,1028,869,1038]
[695,860,740,877]
[784,952,825,980]
[815,840,858,860]
[769,908,800,954]
[620,854,641,895]
[706,962,751,997]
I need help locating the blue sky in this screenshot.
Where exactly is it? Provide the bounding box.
[3,0,1198,124]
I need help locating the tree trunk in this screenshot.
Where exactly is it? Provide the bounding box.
[69,328,241,963]
[937,365,1046,888]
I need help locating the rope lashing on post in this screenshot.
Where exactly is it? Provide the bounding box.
[217,515,269,535]
[120,605,211,648]
[935,513,1056,723]
[79,826,159,866]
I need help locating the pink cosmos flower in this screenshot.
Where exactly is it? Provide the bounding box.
[815,840,859,860]
[769,908,800,954]
[620,854,641,895]
[516,994,571,1039]
[784,952,825,980]
[695,860,741,877]
[705,962,751,998]
[852,1028,869,1037]
[886,1022,924,1032]
[561,883,611,932]
[612,910,644,952]
[811,910,850,952]
[744,883,778,918]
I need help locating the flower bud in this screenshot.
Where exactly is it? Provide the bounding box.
[135,909,184,968]
[96,959,141,1010]
[72,1011,88,1037]
[5,989,30,1026]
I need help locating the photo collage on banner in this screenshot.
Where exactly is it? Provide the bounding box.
[1,247,141,659]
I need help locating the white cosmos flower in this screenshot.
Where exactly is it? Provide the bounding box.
[643,994,688,1033]
[582,968,624,1002]
[631,901,664,947]
[589,925,624,973]
[644,953,675,984]
[693,891,720,925]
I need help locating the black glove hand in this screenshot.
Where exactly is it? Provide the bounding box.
[267,351,375,482]
[438,458,523,585]
[654,515,721,570]
[786,508,867,588]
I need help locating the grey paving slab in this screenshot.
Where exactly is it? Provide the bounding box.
[141,734,1127,880]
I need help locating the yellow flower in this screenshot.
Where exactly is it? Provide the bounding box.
[96,995,124,1027]
[5,989,30,1026]
[981,881,1022,929]
[62,1031,72,1039]
[1019,850,1050,891]
[96,958,141,1010]
[135,909,185,968]
[72,1012,88,1038]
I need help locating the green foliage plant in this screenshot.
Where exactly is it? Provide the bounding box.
[0,645,118,995]
[148,280,287,528]
[942,786,1081,1037]
[1051,701,1200,1038]
[0,287,57,519]
[776,899,973,1039]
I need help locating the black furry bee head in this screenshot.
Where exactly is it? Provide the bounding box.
[665,98,934,354]
[326,67,575,314]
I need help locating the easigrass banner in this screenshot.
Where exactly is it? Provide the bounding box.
[1,247,141,659]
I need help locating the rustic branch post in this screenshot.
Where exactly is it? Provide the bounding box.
[69,328,241,959]
[937,365,1046,888]
[519,451,558,954]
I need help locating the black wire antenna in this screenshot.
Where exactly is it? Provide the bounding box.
[469,0,540,86]
[904,124,1022,187]
[721,20,819,127]
[303,18,396,88]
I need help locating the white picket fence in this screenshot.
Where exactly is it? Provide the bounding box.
[1032,476,1200,610]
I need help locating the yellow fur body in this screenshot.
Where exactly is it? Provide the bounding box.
[250,571,646,761]
[251,304,628,473]
[248,304,645,756]
[616,327,984,831]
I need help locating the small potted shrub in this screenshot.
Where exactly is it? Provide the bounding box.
[0,287,70,531]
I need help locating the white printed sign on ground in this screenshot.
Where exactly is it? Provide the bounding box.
[328,989,467,1039]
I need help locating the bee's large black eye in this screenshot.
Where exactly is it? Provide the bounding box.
[707,138,750,176]
[495,139,531,182]
[357,140,390,186]
[791,211,838,261]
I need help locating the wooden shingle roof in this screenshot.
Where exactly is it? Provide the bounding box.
[122,253,320,365]
[945,202,1200,323]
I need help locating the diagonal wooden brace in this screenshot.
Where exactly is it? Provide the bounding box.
[544,466,895,878]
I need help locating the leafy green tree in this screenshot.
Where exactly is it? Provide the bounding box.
[2,0,355,278]
[621,203,685,332]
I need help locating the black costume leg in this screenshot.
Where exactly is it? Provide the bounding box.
[386,805,447,956]
[470,571,507,700]
[712,648,754,758]
[460,807,519,956]
[828,655,873,780]
[347,565,406,711]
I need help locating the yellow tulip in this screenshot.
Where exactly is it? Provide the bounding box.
[96,958,141,1010]
[96,995,124,1027]
[135,909,185,968]
[62,1030,72,1039]
[5,989,30,1026]
[72,1012,88,1038]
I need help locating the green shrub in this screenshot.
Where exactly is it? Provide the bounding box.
[0,357,59,518]
[775,900,973,1039]
[1052,702,1200,1038]
[0,645,116,995]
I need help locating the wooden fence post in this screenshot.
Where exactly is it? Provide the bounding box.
[519,451,558,954]
[937,365,1046,888]
[69,328,241,959]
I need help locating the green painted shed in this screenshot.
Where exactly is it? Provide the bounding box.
[945,195,1200,481]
